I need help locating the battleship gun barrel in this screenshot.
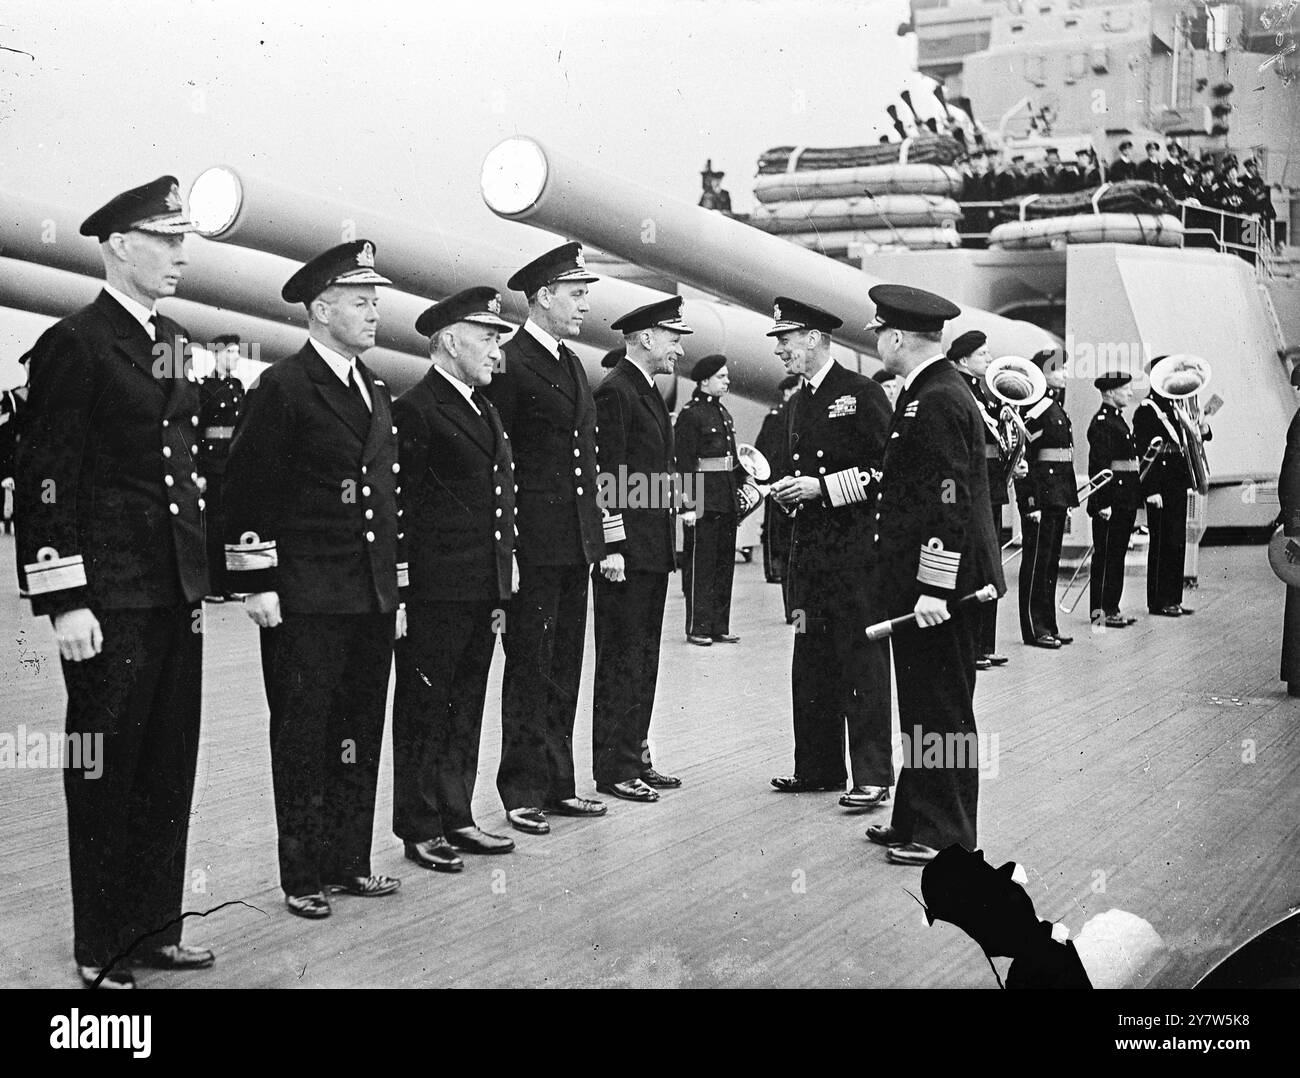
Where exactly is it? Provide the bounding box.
[480,136,1057,360]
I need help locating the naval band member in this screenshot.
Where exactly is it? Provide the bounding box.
[767,298,894,808]
[1086,373,1141,627]
[1014,350,1077,647]
[391,288,519,873]
[590,297,690,801]
[947,330,1009,669]
[197,333,247,599]
[675,353,740,645]
[483,243,608,834]
[15,177,213,987]
[223,241,403,919]
[866,285,1005,866]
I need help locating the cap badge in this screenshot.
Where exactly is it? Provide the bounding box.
[488,294,502,315]
[773,303,783,321]
[164,184,183,212]
[357,241,376,268]
[574,250,586,269]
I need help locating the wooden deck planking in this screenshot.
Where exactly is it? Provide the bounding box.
[0,532,1298,989]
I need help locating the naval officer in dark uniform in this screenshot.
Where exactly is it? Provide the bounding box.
[1014,349,1078,647]
[591,297,690,802]
[947,330,1009,669]
[15,177,213,987]
[755,374,801,621]
[1134,366,1211,616]
[767,298,894,809]
[391,289,519,873]
[483,243,608,835]
[1278,364,1300,697]
[675,353,740,645]
[223,240,403,919]
[197,333,246,599]
[1086,372,1141,628]
[865,285,1005,866]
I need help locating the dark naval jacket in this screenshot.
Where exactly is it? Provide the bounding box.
[393,367,515,604]
[875,356,1006,616]
[197,372,246,478]
[221,342,400,614]
[1086,402,1142,514]
[592,358,677,574]
[1014,395,1079,511]
[1134,395,1211,499]
[15,290,209,617]
[958,368,1010,508]
[481,326,604,568]
[674,388,739,516]
[774,361,891,613]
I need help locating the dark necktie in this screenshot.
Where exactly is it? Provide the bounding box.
[147,313,158,343]
[349,364,371,413]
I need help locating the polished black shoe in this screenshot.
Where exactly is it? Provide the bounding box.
[1029,634,1062,650]
[839,786,889,810]
[285,892,331,919]
[78,965,136,989]
[640,767,682,789]
[405,838,465,872]
[686,634,713,646]
[711,633,740,643]
[974,656,992,670]
[887,842,940,865]
[1151,606,1183,617]
[546,796,608,817]
[131,943,215,970]
[506,807,551,834]
[865,824,907,847]
[1103,615,1132,628]
[597,779,659,802]
[770,775,841,793]
[325,874,401,896]
[447,826,514,855]
[985,653,1009,666]
[1178,606,1195,615]
[1055,633,1074,644]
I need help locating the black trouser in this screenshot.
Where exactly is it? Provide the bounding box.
[1283,586,1300,687]
[1146,488,1188,611]
[761,500,791,584]
[976,598,999,655]
[888,607,980,851]
[1089,508,1136,618]
[682,512,737,637]
[790,605,893,788]
[202,468,227,597]
[497,561,589,809]
[592,569,668,785]
[61,604,202,968]
[393,599,498,841]
[260,611,393,897]
[1019,508,1067,640]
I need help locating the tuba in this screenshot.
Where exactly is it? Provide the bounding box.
[984,355,1048,489]
[734,443,772,523]
[1149,354,1212,495]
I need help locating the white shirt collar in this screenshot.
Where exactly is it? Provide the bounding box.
[903,354,947,392]
[806,358,837,394]
[628,360,657,387]
[522,317,563,360]
[308,336,357,384]
[103,284,156,337]
[433,364,480,414]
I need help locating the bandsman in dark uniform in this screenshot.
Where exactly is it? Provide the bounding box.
[15,177,213,987]
[483,243,608,835]
[1277,364,1300,697]
[1014,350,1078,647]
[947,330,1009,669]
[1134,363,1211,616]
[391,288,519,874]
[754,374,801,621]
[767,298,894,810]
[1085,372,1141,628]
[197,333,246,599]
[865,285,1005,866]
[223,240,403,919]
[590,297,689,802]
[675,353,740,645]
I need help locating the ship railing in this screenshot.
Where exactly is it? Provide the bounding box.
[1178,200,1284,277]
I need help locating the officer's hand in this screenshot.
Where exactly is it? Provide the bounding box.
[1099,507,1113,521]
[772,475,820,505]
[1028,510,1042,522]
[679,510,697,526]
[600,554,626,583]
[53,608,102,662]
[913,594,950,629]
[395,605,407,640]
[245,591,282,628]
[1147,493,1163,509]
[0,476,13,490]
[1013,459,1029,479]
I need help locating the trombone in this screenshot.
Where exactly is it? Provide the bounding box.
[1058,441,1163,613]
[1002,469,1114,568]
